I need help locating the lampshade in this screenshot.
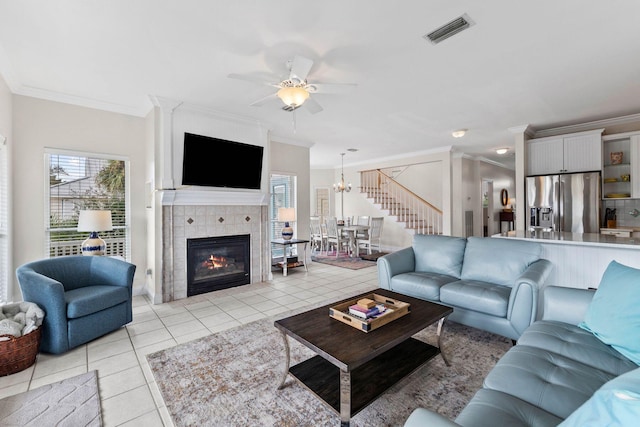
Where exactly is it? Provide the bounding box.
[77,210,113,232]
[277,86,309,107]
[278,208,296,223]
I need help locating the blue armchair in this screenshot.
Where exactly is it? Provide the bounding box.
[16,255,136,354]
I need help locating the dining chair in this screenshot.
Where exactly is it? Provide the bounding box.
[325,217,349,258]
[356,216,370,239]
[357,216,384,254]
[310,216,325,253]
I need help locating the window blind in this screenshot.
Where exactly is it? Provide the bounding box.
[45,150,130,261]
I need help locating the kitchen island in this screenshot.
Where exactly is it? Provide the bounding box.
[493,230,640,290]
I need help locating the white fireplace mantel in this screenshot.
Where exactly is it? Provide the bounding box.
[161,189,269,206]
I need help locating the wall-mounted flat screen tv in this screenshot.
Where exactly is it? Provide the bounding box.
[181,132,264,190]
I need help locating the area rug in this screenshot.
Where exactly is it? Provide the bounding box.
[0,370,101,426]
[311,253,377,270]
[147,315,511,427]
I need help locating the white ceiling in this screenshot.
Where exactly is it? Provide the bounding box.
[1,1,640,169]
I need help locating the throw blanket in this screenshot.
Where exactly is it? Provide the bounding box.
[0,302,45,339]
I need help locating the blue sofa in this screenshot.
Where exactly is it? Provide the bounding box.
[377,235,553,341]
[404,283,640,426]
[16,256,136,354]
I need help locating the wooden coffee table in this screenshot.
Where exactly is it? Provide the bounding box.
[274,289,453,426]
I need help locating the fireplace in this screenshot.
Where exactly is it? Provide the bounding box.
[186,234,250,297]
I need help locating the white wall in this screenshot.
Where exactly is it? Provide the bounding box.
[319,149,453,253]
[11,96,147,297]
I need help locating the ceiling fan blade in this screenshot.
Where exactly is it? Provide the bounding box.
[307,82,358,94]
[304,97,323,114]
[249,92,279,107]
[289,56,314,83]
[228,73,280,88]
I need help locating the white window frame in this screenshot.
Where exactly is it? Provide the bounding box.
[44,148,131,261]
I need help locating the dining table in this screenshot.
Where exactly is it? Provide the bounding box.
[340,224,370,258]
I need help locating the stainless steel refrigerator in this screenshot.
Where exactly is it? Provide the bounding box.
[526,172,601,233]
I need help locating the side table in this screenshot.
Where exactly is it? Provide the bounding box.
[271,238,309,276]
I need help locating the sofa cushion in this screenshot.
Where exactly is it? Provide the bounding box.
[412,235,466,278]
[579,261,640,366]
[559,367,640,427]
[440,280,510,317]
[518,320,638,376]
[483,344,617,419]
[390,272,456,301]
[460,237,542,286]
[65,285,130,319]
[455,388,562,427]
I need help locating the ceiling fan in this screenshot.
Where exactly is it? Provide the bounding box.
[228,55,357,114]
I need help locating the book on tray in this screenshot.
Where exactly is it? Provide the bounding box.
[348,303,392,320]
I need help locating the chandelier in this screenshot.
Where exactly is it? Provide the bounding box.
[334,153,352,193]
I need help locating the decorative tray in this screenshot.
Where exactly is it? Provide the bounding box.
[329,293,410,332]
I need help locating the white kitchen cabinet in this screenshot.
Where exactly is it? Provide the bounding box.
[527,129,604,175]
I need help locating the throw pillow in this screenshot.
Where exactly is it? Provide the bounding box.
[579,261,640,365]
[558,367,640,427]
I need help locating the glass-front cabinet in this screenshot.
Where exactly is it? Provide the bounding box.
[602,132,640,200]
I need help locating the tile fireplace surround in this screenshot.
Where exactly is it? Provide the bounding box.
[161,190,270,302]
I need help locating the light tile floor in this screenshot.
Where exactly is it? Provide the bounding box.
[0,260,380,426]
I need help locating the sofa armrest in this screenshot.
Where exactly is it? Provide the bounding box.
[507,259,554,334]
[542,285,594,325]
[404,408,461,427]
[377,247,416,290]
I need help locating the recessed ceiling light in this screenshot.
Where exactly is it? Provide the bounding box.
[496,148,508,155]
[452,129,467,138]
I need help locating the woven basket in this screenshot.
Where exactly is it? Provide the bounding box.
[0,327,41,376]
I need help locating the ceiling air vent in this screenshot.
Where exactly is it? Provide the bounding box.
[424,14,474,45]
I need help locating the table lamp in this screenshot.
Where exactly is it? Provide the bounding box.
[278,208,295,240]
[77,210,113,256]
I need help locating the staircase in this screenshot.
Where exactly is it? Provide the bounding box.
[360,169,443,235]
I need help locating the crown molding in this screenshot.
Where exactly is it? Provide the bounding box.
[508,124,534,136]
[533,113,640,138]
[14,85,151,117]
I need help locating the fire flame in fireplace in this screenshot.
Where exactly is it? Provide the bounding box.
[205,255,230,270]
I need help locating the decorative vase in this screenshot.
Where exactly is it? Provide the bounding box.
[281,223,293,240]
[81,232,106,256]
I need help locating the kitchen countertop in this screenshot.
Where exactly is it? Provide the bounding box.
[494,230,640,248]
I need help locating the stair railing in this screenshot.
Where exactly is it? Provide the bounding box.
[360,169,443,235]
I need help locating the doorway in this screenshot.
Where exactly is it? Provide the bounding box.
[482,179,494,237]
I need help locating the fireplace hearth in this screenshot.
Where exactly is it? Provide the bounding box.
[186,234,250,297]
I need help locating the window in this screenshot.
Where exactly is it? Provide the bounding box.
[270,174,296,259]
[0,136,8,303]
[45,149,130,260]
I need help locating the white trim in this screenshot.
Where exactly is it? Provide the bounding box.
[160,189,269,206]
[533,113,640,138]
[44,147,129,162]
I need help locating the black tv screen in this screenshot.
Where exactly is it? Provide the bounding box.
[181,133,264,190]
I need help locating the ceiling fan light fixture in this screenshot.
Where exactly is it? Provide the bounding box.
[277,86,309,107]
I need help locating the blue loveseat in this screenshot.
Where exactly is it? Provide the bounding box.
[16,255,136,354]
[405,261,640,426]
[377,235,553,341]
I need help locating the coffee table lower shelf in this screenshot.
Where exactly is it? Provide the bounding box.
[288,337,439,417]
